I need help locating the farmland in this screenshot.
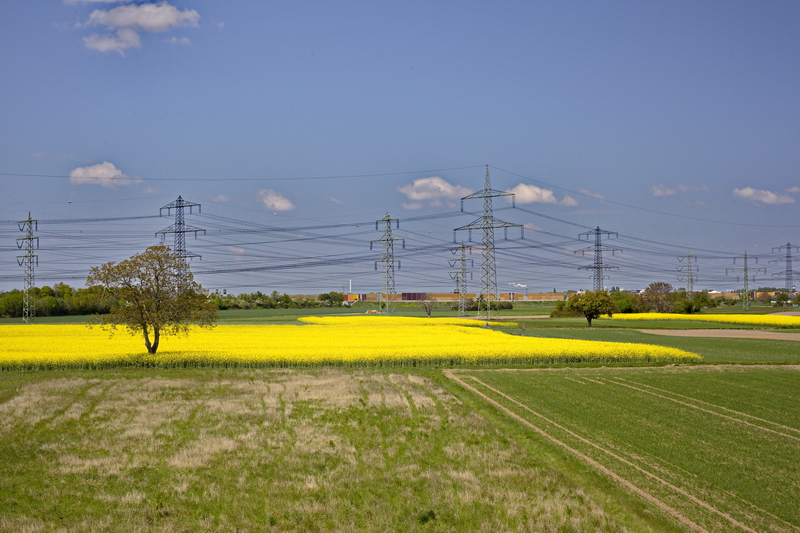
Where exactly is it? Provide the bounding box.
[0,310,799,532]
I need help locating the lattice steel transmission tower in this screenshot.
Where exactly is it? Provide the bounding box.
[449,243,473,316]
[454,166,523,324]
[371,213,404,315]
[770,242,800,292]
[676,253,698,296]
[16,213,38,324]
[726,251,763,311]
[156,196,205,280]
[575,226,621,292]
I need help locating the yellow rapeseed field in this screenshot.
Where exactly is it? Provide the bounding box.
[0,317,700,370]
[607,313,800,328]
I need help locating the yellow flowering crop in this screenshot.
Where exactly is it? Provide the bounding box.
[607,313,800,328]
[0,318,700,370]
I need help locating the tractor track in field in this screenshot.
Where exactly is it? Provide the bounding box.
[445,369,763,533]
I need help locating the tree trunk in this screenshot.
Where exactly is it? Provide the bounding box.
[586,316,593,327]
[142,325,160,354]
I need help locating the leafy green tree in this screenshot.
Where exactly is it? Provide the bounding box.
[86,245,217,355]
[610,291,643,313]
[775,292,789,307]
[564,290,615,326]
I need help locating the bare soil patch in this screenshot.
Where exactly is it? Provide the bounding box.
[639,329,800,341]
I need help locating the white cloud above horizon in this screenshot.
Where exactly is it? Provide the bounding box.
[397,176,472,209]
[732,187,795,205]
[257,189,295,211]
[651,183,708,196]
[507,183,577,206]
[80,1,200,54]
[69,161,140,188]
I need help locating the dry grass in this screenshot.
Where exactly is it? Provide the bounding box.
[0,368,676,532]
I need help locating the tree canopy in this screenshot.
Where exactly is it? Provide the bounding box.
[86,245,217,354]
[564,290,615,326]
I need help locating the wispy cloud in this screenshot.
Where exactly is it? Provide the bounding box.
[579,188,604,200]
[257,189,295,211]
[211,194,231,203]
[651,184,708,196]
[733,187,794,205]
[397,176,472,209]
[507,183,577,206]
[79,1,200,55]
[69,161,140,188]
[326,195,344,205]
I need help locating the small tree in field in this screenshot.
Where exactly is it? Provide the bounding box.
[564,290,615,327]
[419,297,437,318]
[86,245,217,354]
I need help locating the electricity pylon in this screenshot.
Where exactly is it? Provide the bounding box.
[770,242,800,292]
[16,213,38,324]
[676,253,698,296]
[726,251,763,311]
[371,213,404,315]
[454,166,523,324]
[449,242,473,316]
[156,196,205,282]
[575,226,621,292]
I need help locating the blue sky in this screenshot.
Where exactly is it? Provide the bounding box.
[2,1,800,295]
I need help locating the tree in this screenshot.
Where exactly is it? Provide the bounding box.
[640,282,674,313]
[418,297,437,318]
[86,245,217,354]
[564,290,615,326]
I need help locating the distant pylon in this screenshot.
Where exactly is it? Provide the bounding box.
[770,242,800,292]
[575,226,621,292]
[371,213,404,316]
[156,196,205,280]
[16,213,38,324]
[726,251,764,311]
[449,242,473,317]
[676,253,698,296]
[454,166,523,324]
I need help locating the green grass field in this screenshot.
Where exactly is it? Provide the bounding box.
[449,365,800,533]
[1,307,798,532]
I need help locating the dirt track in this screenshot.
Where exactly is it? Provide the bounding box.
[639,329,800,341]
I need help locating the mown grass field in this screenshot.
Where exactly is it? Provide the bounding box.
[1,307,798,532]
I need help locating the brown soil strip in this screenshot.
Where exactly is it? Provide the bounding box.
[605,378,800,442]
[612,378,800,436]
[639,329,800,341]
[443,370,712,533]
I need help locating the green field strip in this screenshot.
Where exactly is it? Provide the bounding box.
[447,371,756,533]
[607,376,800,439]
[450,368,800,532]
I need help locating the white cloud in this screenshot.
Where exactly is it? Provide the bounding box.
[326,195,344,205]
[257,189,295,211]
[402,202,424,210]
[786,186,800,194]
[81,1,199,54]
[86,2,199,32]
[733,187,795,205]
[507,183,578,206]
[211,194,231,202]
[579,188,604,200]
[398,176,472,201]
[69,161,140,188]
[143,186,162,194]
[83,27,140,54]
[165,36,190,45]
[651,183,707,196]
